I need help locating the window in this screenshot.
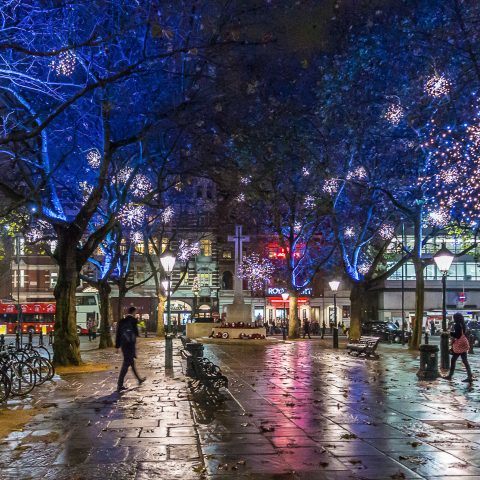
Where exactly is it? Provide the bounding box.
[200,239,212,257]
[50,272,58,288]
[199,273,211,286]
[222,250,232,259]
[13,270,26,288]
[76,295,97,306]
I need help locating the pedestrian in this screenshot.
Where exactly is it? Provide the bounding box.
[321,320,326,339]
[430,320,435,336]
[444,312,473,383]
[91,321,97,340]
[115,306,146,393]
[87,318,94,341]
[302,319,311,339]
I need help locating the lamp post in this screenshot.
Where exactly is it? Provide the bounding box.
[14,233,22,345]
[281,292,289,340]
[160,253,176,333]
[433,243,455,370]
[160,253,175,370]
[329,280,340,349]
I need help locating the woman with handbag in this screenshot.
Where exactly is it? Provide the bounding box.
[444,313,473,383]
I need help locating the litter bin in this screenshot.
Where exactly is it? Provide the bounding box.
[416,344,440,380]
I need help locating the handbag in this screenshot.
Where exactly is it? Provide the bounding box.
[452,330,470,354]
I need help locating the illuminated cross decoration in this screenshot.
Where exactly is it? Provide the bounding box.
[228,225,250,302]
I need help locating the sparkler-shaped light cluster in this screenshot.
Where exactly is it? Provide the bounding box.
[240,176,252,185]
[87,149,101,168]
[344,226,355,238]
[49,51,77,76]
[237,253,274,291]
[379,223,395,240]
[302,166,310,177]
[235,193,246,203]
[383,103,404,125]
[118,204,146,229]
[178,240,200,261]
[346,166,367,181]
[131,174,152,198]
[25,220,55,243]
[427,208,450,227]
[161,206,174,223]
[357,263,371,275]
[323,178,340,195]
[425,74,451,98]
[304,195,315,209]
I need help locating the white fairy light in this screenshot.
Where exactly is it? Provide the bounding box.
[344,227,355,238]
[131,174,152,197]
[294,222,302,233]
[302,166,310,177]
[379,223,395,240]
[161,206,174,223]
[178,240,200,261]
[86,149,101,168]
[425,74,451,98]
[346,166,367,181]
[428,208,450,226]
[79,181,93,196]
[240,176,252,185]
[49,51,76,76]
[237,253,275,291]
[440,167,460,185]
[235,193,246,203]
[358,263,371,275]
[118,204,146,229]
[131,231,143,243]
[304,195,315,209]
[383,103,404,126]
[323,178,340,194]
[117,167,133,184]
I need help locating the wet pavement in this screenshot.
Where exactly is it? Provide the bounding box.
[1,336,480,479]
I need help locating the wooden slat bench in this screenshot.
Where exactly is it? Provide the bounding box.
[347,336,381,358]
[181,349,228,394]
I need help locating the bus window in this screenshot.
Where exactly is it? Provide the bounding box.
[76,296,97,306]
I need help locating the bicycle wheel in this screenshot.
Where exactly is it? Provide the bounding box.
[0,371,11,402]
[9,361,36,396]
[31,357,54,384]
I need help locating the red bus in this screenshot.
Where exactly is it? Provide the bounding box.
[0,302,55,335]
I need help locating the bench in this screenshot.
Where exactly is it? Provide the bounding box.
[347,336,381,358]
[179,335,192,348]
[180,349,228,394]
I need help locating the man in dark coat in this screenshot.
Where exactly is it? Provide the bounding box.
[115,306,146,393]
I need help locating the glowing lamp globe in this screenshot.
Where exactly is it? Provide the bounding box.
[329,280,340,292]
[160,253,176,274]
[433,243,454,273]
[281,292,289,301]
[161,280,170,293]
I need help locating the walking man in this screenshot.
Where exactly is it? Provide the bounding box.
[302,319,311,339]
[321,320,326,339]
[115,306,146,393]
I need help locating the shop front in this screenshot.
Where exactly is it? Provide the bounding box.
[264,286,312,325]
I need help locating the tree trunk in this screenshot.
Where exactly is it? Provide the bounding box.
[53,248,81,366]
[410,260,424,350]
[349,282,364,341]
[288,293,299,338]
[116,282,127,324]
[98,280,113,349]
[156,293,166,336]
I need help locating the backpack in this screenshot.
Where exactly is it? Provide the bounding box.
[121,319,136,346]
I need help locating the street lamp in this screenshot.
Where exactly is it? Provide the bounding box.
[14,233,22,345]
[329,280,340,349]
[160,253,175,334]
[433,242,455,369]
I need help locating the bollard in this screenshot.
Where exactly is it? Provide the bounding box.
[15,332,20,349]
[49,330,54,345]
[333,327,339,348]
[39,330,43,346]
[185,342,204,377]
[28,331,33,345]
[165,333,174,369]
[416,344,440,380]
[424,331,429,345]
[0,334,4,348]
